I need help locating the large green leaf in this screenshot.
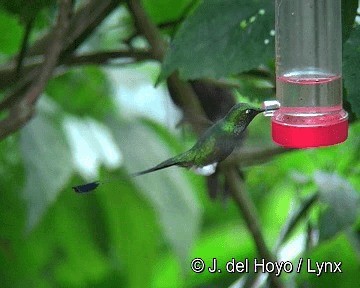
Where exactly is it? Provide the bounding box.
[46,67,113,120]
[12,184,110,287]
[160,0,274,80]
[0,173,112,287]
[160,0,357,82]
[108,117,202,267]
[95,174,160,288]
[20,98,73,231]
[0,0,54,22]
[296,233,360,288]
[152,224,255,288]
[0,136,26,285]
[314,171,360,242]
[39,190,110,287]
[344,25,360,118]
[0,9,23,55]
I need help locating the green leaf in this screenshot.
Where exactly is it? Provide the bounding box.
[297,233,360,288]
[143,0,195,24]
[152,224,255,288]
[0,9,23,55]
[20,98,73,231]
[13,185,110,287]
[48,190,110,286]
[160,0,274,80]
[344,25,360,118]
[108,117,202,267]
[46,67,113,119]
[1,171,121,287]
[95,175,160,288]
[314,171,360,242]
[341,0,358,42]
[0,0,55,22]
[0,137,25,242]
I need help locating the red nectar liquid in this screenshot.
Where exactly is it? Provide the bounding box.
[272,75,348,148]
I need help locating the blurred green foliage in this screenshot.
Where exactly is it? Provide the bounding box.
[0,1,360,288]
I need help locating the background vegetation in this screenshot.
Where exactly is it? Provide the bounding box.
[0,0,359,287]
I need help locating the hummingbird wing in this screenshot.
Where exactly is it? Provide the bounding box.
[72,181,100,193]
[191,122,237,167]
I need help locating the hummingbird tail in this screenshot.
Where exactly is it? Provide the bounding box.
[131,158,181,177]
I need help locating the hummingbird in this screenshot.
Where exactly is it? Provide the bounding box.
[73,103,277,193]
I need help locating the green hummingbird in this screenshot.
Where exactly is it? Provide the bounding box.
[73,103,276,193]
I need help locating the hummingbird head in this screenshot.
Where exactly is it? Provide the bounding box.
[226,103,264,123]
[223,103,271,135]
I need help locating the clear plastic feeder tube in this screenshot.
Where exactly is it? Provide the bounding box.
[272,0,348,148]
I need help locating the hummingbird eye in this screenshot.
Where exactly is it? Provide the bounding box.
[245,109,251,114]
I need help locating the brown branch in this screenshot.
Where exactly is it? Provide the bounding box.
[0,48,152,91]
[127,0,166,61]
[27,0,121,58]
[0,0,121,114]
[0,0,72,140]
[65,49,153,65]
[224,146,292,168]
[27,2,71,104]
[224,168,284,288]
[15,17,35,79]
[127,0,206,134]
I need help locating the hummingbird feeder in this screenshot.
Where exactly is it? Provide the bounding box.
[271,0,348,148]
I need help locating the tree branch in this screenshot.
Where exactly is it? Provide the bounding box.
[65,49,153,65]
[224,146,292,168]
[127,0,166,61]
[15,17,35,79]
[27,0,121,58]
[0,0,122,128]
[27,2,71,105]
[0,0,72,140]
[127,0,206,134]
[0,48,153,90]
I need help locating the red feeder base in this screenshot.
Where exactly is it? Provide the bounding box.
[272,119,348,148]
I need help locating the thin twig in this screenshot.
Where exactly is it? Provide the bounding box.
[65,49,153,65]
[0,0,72,140]
[16,17,35,79]
[224,146,291,168]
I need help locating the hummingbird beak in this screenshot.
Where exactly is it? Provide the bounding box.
[263,106,280,113]
[256,108,266,113]
[254,105,279,117]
